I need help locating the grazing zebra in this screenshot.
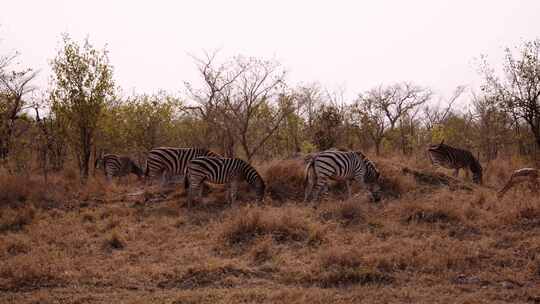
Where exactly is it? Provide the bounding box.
[185,157,265,207]
[95,154,144,182]
[145,147,220,186]
[304,150,382,202]
[427,140,483,184]
[498,168,539,198]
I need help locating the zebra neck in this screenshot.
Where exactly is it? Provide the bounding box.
[239,161,257,184]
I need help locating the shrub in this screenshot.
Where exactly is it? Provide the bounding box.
[220,206,324,248]
[0,207,36,233]
[308,247,393,288]
[102,231,125,252]
[0,253,67,291]
[320,200,364,226]
[261,160,306,201]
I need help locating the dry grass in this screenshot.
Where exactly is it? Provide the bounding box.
[261,159,306,201]
[219,206,325,248]
[1,156,540,303]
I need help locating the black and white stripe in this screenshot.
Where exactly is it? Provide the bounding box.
[145,147,220,186]
[427,140,482,184]
[185,157,265,206]
[95,154,143,182]
[304,150,381,202]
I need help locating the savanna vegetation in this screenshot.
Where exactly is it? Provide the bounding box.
[1,35,540,303]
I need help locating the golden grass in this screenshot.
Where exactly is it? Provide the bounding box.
[1,156,540,303]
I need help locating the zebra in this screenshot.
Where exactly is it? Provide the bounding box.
[95,153,144,182]
[427,140,483,184]
[144,147,220,187]
[498,168,539,198]
[304,150,382,203]
[185,157,265,207]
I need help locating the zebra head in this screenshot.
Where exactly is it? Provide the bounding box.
[355,151,382,202]
[253,176,266,201]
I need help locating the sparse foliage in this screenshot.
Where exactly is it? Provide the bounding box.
[50,35,115,180]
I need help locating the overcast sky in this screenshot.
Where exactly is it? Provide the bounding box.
[1,1,540,104]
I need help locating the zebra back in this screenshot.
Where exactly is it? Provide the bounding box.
[311,150,379,183]
[187,157,265,199]
[145,147,220,179]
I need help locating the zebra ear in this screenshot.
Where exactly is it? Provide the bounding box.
[440,139,444,145]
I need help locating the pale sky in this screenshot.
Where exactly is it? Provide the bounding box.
[1,1,540,104]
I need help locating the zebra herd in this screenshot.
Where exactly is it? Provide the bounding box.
[96,141,534,204]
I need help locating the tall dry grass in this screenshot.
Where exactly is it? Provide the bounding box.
[1,154,540,303]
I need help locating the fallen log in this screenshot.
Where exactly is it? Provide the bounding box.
[401,167,474,191]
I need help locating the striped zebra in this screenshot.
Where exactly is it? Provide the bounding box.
[304,150,382,202]
[185,157,265,207]
[498,168,539,198]
[145,147,220,186]
[95,154,144,182]
[427,140,482,184]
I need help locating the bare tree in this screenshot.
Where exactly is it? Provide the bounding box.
[352,96,386,155]
[479,39,540,147]
[185,50,247,156]
[423,85,465,131]
[187,52,296,161]
[222,56,290,161]
[354,82,431,154]
[0,51,37,160]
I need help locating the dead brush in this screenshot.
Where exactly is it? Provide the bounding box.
[374,159,416,199]
[0,175,31,207]
[260,159,306,202]
[157,261,255,289]
[0,206,36,233]
[249,236,275,264]
[308,247,393,288]
[319,200,364,226]
[102,230,126,252]
[0,252,68,291]
[397,192,464,225]
[0,173,71,209]
[220,206,325,248]
[498,200,540,229]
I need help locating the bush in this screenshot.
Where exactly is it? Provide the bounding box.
[220,206,324,248]
[261,160,306,201]
[320,200,365,226]
[102,231,125,252]
[0,207,35,233]
[308,247,393,288]
[0,253,67,291]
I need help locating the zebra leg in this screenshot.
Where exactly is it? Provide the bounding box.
[311,179,327,203]
[453,168,459,177]
[105,173,112,183]
[304,174,315,202]
[160,171,168,187]
[345,179,352,200]
[187,180,202,208]
[229,180,238,206]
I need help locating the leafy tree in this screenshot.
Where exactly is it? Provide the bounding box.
[50,35,115,180]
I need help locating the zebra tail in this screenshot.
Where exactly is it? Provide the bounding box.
[304,157,316,187]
